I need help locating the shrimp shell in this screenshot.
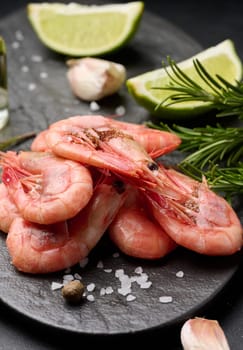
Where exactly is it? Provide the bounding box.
[6,179,127,274]
[0,151,93,225]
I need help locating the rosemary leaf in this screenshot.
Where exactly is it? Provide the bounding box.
[153,57,243,119]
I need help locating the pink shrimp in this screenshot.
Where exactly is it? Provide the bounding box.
[145,165,243,256]
[109,187,177,259]
[39,116,162,188]
[31,129,50,152]
[6,178,127,274]
[0,183,20,233]
[0,151,93,225]
[31,115,181,158]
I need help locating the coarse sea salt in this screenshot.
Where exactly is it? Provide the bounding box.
[31,55,43,63]
[15,30,24,41]
[87,283,96,292]
[134,266,143,274]
[86,294,95,302]
[115,105,126,116]
[176,270,184,278]
[51,282,63,291]
[63,274,74,281]
[21,65,29,73]
[74,273,82,280]
[28,83,36,91]
[40,72,48,79]
[97,260,104,269]
[103,269,112,273]
[126,294,136,302]
[12,42,20,49]
[159,296,173,303]
[89,101,100,112]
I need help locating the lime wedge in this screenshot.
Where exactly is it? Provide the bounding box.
[127,39,243,119]
[27,2,144,56]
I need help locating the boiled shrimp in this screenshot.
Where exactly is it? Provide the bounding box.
[40,115,161,187]
[0,151,93,225]
[31,115,181,158]
[146,165,243,256]
[0,183,20,233]
[109,187,177,259]
[6,178,127,274]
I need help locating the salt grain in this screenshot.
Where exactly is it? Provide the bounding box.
[63,274,74,281]
[100,288,106,296]
[105,286,114,295]
[90,101,100,111]
[118,287,131,296]
[12,42,20,49]
[126,294,136,302]
[176,270,184,278]
[134,266,143,274]
[15,30,24,41]
[139,281,152,289]
[87,283,96,292]
[103,269,112,273]
[21,65,29,73]
[51,282,63,291]
[74,273,82,280]
[97,260,104,269]
[40,72,48,79]
[28,83,36,91]
[115,269,124,278]
[31,55,43,63]
[86,294,95,302]
[115,105,126,116]
[159,296,173,303]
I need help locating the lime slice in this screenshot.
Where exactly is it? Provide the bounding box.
[127,39,243,119]
[27,2,144,56]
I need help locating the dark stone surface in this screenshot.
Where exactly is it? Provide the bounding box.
[0,0,243,349]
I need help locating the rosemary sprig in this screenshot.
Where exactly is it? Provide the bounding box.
[0,131,36,150]
[147,121,243,199]
[148,122,243,168]
[179,163,243,201]
[152,57,243,119]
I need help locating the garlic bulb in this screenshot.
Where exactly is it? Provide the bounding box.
[181,317,230,350]
[66,57,126,101]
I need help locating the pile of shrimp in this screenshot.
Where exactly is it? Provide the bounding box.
[0,115,242,274]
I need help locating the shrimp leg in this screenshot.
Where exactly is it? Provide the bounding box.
[0,183,20,233]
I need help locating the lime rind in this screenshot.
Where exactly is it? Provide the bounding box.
[27,2,144,56]
[127,39,243,120]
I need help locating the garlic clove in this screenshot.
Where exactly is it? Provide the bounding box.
[66,57,126,101]
[181,317,230,350]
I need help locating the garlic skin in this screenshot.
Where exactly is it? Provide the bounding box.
[66,57,126,101]
[181,317,230,350]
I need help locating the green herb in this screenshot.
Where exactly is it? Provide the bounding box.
[0,132,36,150]
[147,121,243,199]
[148,122,243,167]
[152,57,243,119]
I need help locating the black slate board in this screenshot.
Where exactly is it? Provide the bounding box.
[0,1,242,336]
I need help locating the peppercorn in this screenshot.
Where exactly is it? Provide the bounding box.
[61,280,85,304]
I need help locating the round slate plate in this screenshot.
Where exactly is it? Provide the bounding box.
[0,0,242,336]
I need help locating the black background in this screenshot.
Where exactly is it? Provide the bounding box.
[1,1,243,349]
